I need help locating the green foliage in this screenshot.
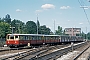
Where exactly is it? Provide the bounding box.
[87,32,90,40]
[0,22,10,38]
[0,18,4,22]
[63,29,65,35]
[4,14,11,24]
[1,14,90,40]
[0,18,1,22]
[11,19,25,34]
[55,26,63,35]
[26,21,37,34]
[81,31,86,39]
[39,25,51,35]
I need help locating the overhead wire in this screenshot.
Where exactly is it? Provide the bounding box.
[78,0,90,25]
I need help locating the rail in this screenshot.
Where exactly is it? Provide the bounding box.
[0,45,49,60]
[30,42,86,60]
[0,42,86,60]
[73,45,90,60]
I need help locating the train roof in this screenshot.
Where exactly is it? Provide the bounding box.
[7,34,67,37]
[7,34,82,37]
[7,34,60,36]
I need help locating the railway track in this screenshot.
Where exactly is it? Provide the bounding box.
[0,42,87,60]
[29,42,87,60]
[73,46,90,60]
[0,46,33,56]
[22,44,69,60]
[73,42,90,60]
[0,44,69,60]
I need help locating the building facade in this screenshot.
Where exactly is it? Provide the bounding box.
[65,28,81,36]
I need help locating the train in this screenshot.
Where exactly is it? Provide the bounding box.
[6,34,84,47]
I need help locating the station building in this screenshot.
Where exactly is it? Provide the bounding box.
[65,28,81,36]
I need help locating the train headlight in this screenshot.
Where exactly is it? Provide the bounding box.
[15,41,16,43]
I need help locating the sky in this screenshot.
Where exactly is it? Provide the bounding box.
[0,0,90,33]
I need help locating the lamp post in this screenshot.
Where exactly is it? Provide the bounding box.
[16,23,20,34]
[10,27,15,34]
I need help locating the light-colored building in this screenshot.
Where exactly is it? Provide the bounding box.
[65,28,81,36]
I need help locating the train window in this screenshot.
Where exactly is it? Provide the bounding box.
[32,36,34,40]
[45,37,47,40]
[44,36,46,40]
[15,36,18,40]
[36,36,39,40]
[25,36,27,40]
[52,37,54,40]
[10,36,14,39]
[35,36,37,40]
[56,37,58,40]
[52,36,55,40]
[41,36,44,40]
[23,36,28,40]
[58,37,59,40]
[22,36,25,40]
[32,36,37,40]
[46,37,48,40]
[19,36,24,40]
[29,36,32,40]
[38,36,41,40]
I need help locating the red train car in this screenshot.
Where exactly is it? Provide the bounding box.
[6,34,83,47]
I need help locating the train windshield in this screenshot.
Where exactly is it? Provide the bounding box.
[7,35,19,40]
[10,35,14,39]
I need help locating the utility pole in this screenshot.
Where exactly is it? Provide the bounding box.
[10,27,15,34]
[54,20,55,34]
[37,14,38,34]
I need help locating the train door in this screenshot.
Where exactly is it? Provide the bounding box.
[14,35,19,45]
[42,35,45,45]
[50,36,54,43]
[55,36,60,44]
[59,36,61,42]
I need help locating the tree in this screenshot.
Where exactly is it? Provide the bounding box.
[55,26,63,35]
[63,29,65,35]
[0,18,1,22]
[0,22,10,38]
[87,32,90,40]
[4,14,11,24]
[11,19,25,34]
[39,25,51,35]
[0,18,4,22]
[81,31,86,39]
[26,21,37,34]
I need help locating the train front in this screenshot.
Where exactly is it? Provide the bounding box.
[6,34,19,47]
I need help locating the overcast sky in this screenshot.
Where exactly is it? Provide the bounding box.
[0,0,90,33]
